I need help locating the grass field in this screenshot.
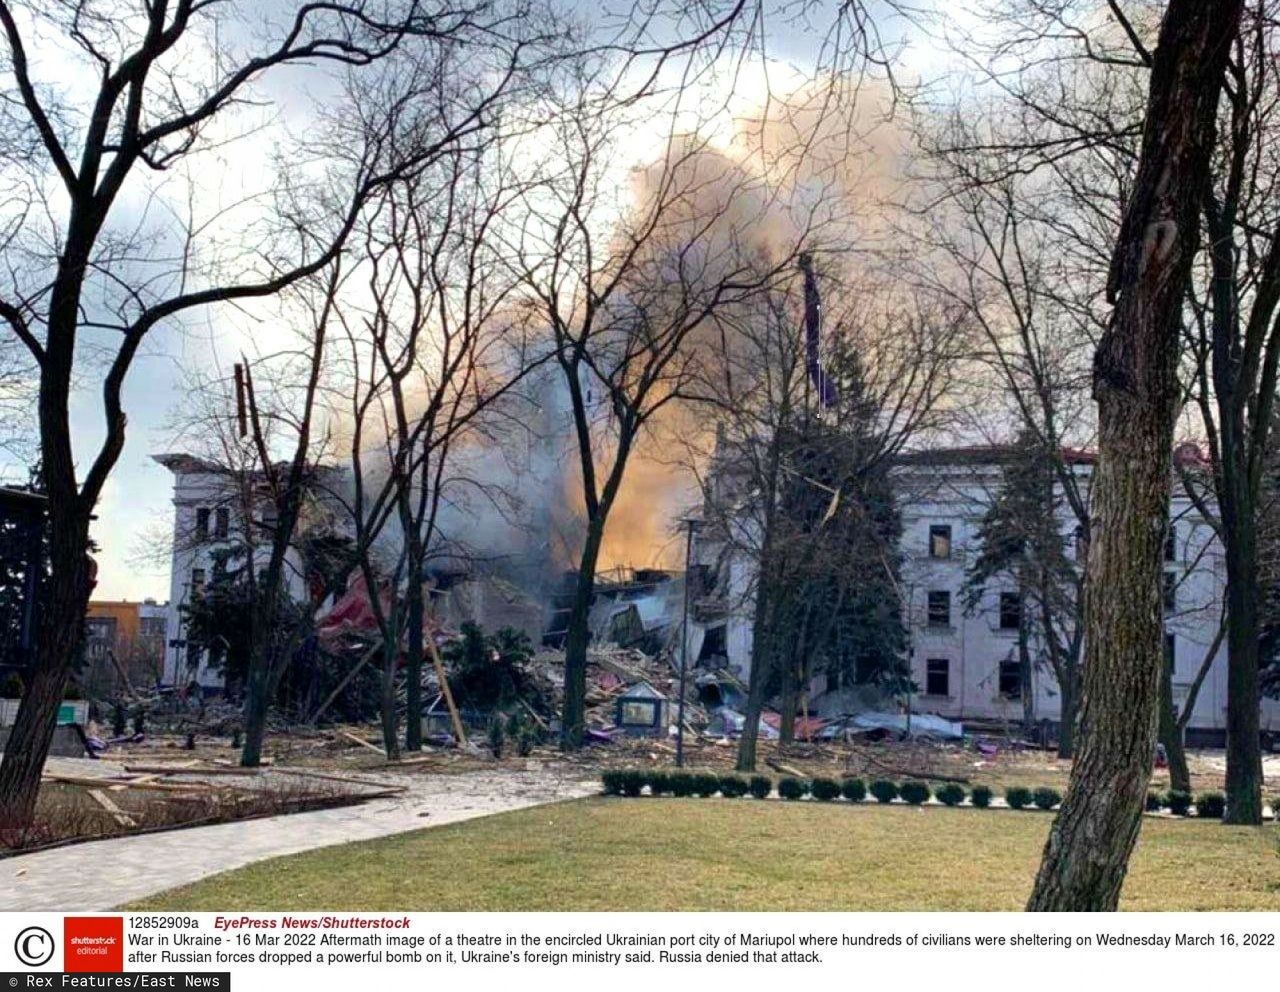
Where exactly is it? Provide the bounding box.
[131,797,1280,912]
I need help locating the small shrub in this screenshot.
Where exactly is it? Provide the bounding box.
[1194,792,1225,819]
[1032,787,1061,811]
[841,777,866,803]
[748,775,772,799]
[718,775,749,798]
[1272,796,1280,821]
[692,773,721,798]
[969,784,993,809]
[810,777,841,801]
[619,769,646,797]
[935,783,965,807]
[486,718,505,759]
[1145,791,1163,811]
[646,771,672,796]
[1005,786,1032,810]
[900,781,931,805]
[869,779,898,804]
[516,728,537,757]
[777,777,807,801]
[668,773,696,798]
[601,770,625,796]
[1165,790,1192,816]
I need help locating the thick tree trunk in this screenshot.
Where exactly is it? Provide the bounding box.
[1158,655,1191,794]
[0,511,93,826]
[560,517,605,750]
[735,583,775,773]
[1028,0,1240,912]
[1018,619,1035,734]
[380,641,400,761]
[778,658,797,745]
[1222,534,1263,821]
[1056,664,1078,760]
[404,570,425,753]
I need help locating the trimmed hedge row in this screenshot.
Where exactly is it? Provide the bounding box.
[602,771,1058,809]
[602,772,1251,818]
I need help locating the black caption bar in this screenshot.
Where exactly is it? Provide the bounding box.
[1,976,229,991]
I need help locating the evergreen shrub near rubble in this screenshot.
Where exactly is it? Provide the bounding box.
[602,770,625,796]
[840,777,866,802]
[668,773,696,798]
[1147,791,1164,811]
[748,776,772,799]
[619,769,646,797]
[1032,787,1061,811]
[934,783,965,807]
[1166,790,1192,816]
[869,779,898,804]
[1004,786,1032,810]
[692,773,721,798]
[646,771,672,796]
[718,775,750,798]
[1195,792,1225,819]
[810,777,841,801]
[777,777,807,801]
[969,785,992,808]
[899,781,930,805]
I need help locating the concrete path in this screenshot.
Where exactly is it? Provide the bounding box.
[1,765,595,911]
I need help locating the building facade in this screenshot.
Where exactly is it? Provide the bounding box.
[688,443,1280,746]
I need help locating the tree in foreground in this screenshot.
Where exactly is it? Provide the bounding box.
[1028,0,1243,911]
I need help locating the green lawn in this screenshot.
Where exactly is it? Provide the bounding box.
[131,798,1280,912]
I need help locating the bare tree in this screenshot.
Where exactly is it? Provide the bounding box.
[1027,0,1241,911]
[0,0,551,820]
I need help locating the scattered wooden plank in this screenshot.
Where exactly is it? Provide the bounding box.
[124,764,261,777]
[765,758,805,778]
[338,730,387,756]
[43,773,217,794]
[271,767,408,793]
[87,789,136,828]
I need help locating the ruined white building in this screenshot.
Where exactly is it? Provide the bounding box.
[688,443,1280,747]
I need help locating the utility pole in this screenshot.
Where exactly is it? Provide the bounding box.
[675,517,700,768]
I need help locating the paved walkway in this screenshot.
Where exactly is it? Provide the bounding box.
[1,765,594,911]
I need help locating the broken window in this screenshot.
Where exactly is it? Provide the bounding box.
[1163,570,1176,613]
[929,524,952,559]
[999,592,1021,631]
[998,660,1022,698]
[927,590,951,627]
[925,658,949,696]
[215,506,230,539]
[195,507,209,542]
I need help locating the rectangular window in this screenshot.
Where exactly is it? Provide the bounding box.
[999,592,1022,631]
[925,658,949,697]
[927,590,951,627]
[190,567,206,599]
[1165,526,1177,562]
[215,507,230,539]
[195,507,209,542]
[929,524,952,559]
[998,660,1022,698]
[1163,571,1176,612]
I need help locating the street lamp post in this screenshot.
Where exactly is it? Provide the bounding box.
[675,517,699,768]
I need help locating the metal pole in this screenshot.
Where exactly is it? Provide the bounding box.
[676,518,697,768]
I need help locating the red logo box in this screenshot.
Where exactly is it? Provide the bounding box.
[63,916,123,972]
